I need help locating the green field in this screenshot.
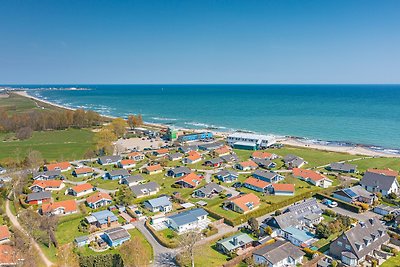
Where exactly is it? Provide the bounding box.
[0,92,62,114]
[56,215,87,245]
[0,128,95,162]
[380,253,400,267]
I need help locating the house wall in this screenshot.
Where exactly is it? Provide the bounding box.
[243,183,265,192]
[274,190,294,196]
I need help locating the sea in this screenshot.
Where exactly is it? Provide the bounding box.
[5,84,400,150]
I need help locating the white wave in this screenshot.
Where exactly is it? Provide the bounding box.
[151,117,178,121]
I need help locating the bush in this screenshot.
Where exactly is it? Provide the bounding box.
[78,254,123,267]
[323,209,337,217]
[16,127,33,140]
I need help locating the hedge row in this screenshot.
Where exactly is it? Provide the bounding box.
[144,220,179,248]
[314,193,362,213]
[208,191,315,226]
[78,254,123,267]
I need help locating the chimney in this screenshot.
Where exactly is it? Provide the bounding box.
[233,237,238,246]
[107,216,111,226]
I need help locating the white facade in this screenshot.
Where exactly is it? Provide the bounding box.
[227,133,276,148]
[167,214,209,233]
[253,255,303,267]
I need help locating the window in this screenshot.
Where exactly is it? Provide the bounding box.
[337,241,343,247]
[345,245,351,250]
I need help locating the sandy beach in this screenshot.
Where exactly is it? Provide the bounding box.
[13,90,400,158]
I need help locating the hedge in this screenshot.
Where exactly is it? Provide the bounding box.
[78,254,123,267]
[144,220,179,248]
[314,193,362,213]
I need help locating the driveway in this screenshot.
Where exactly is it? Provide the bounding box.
[317,202,380,221]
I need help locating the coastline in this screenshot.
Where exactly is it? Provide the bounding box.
[14,90,400,158]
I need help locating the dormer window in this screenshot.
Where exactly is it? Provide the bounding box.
[355,242,363,251]
[371,233,378,241]
[363,237,372,246]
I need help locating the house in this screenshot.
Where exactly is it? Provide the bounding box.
[153,148,169,157]
[216,233,254,255]
[69,183,95,197]
[367,168,398,177]
[74,236,89,247]
[280,226,316,247]
[118,159,136,169]
[360,169,399,196]
[167,166,191,178]
[224,193,260,214]
[236,160,258,171]
[30,180,65,192]
[44,161,72,172]
[32,170,61,180]
[193,183,223,198]
[333,185,377,204]
[86,210,119,229]
[102,227,131,247]
[130,182,160,198]
[252,170,284,183]
[175,173,202,188]
[98,155,122,165]
[0,225,11,243]
[179,145,198,154]
[178,132,213,143]
[168,153,183,161]
[243,177,271,192]
[72,167,94,177]
[251,151,278,160]
[104,169,130,180]
[127,152,145,161]
[166,208,210,233]
[284,155,307,169]
[198,142,224,151]
[252,240,305,267]
[330,218,389,266]
[119,174,145,187]
[0,245,24,266]
[220,153,239,163]
[327,162,357,173]
[86,192,112,209]
[26,191,51,205]
[213,146,231,157]
[272,184,295,196]
[215,170,239,183]
[142,164,163,175]
[204,158,224,168]
[373,204,399,216]
[292,168,332,188]
[41,199,78,216]
[144,196,173,213]
[252,158,276,169]
[227,132,276,149]
[183,150,202,164]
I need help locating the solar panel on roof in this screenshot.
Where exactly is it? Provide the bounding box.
[343,188,357,197]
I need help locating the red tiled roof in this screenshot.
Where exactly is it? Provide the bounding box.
[367,168,398,177]
[176,172,202,187]
[120,159,136,166]
[252,151,274,159]
[0,245,19,265]
[31,180,63,189]
[145,164,163,172]
[71,183,93,193]
[45,162,71,171]
[292,168,325,181]
[128,152,143,158]
[214,146,230,155]
[42,199,77,214]
[231,193,260,212]
[74,167,93,175]
[86,192,112,204]
[244,177,270,189]
[0,225,11,241]
[239,160,258,168]
[187,151,201,161]
[272,183,295,192]
[156,149,169,154]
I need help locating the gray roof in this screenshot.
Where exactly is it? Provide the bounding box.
[91,210,118,224]
[283,154,305,167]
[168,208,208,227]
[169,153,183,159]
[108,169,129,177]
[145,196,172,208]
[341,218,389,260]
[253,170,279,179]
[195,183,223,195]
[220,154,239,163]
[329,162,357,172]
[122,174,144,184]
[374,204,399,213]
[252,158,274,167]
[27,191,52,202]
[216,170,238,177]
[360,171,398,192]
[207,158,223,164]
[33,170,61,178]
[99,155,122,163]
[336,185,375,199]
[253,240,305,265]
[217,233,253,251]
[170,166,191,175]
[74,236,89,243]
[130,182,160,196]
[199,142,224,150]
[179,145,198,153]
[104,227,130,242]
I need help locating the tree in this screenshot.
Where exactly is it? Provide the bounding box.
[110,118,127,138]
[114,186,135,206]
[25,150,44,171]
[248,217,260,236]
[177,231,202,267]
[95,128,117,155]
[120,236,150,267]
[16,126,33,140]
[127,114,143,129]
[264,225,273,235]
[275,209,282,216]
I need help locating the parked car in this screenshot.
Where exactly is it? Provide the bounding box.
[0,167,6,174]
[323,198,338,208]
[232,182,242,188]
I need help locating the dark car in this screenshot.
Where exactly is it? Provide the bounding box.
[232,182,242,188]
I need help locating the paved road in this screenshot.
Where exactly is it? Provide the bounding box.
[317,202,380,221]
[5,196,54,267]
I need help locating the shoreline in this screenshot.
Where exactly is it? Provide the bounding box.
[13,90,400,158]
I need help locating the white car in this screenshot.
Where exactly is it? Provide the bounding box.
[0,168,6,174]
[328,201,338,208]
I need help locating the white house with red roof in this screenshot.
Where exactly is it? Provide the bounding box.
[118,159,136,169]
[69,183,95,197]
[30,180,65,192]
[224,193,260,214]
[175,173,202,188]
[86,192,112,209]
[292,168,332,188]
[41,199,78,216]
[44,162,72,172]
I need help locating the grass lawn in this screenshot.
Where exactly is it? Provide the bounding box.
[91,177,121,190]
[192,243,230,267]
[0,128,95,162]
[322,214,335,223]
[128,228,154,261]
[380,253,400,267]
[56,216,87,245]
[349,157,400,173]
[40,243,58,264]
[0,93,62,114]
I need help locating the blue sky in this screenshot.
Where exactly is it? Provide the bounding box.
[1,0,399,84]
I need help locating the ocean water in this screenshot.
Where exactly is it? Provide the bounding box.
[14,84,400,149]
